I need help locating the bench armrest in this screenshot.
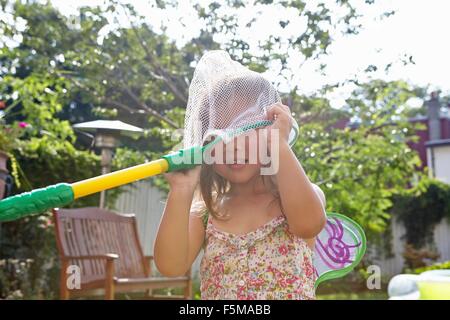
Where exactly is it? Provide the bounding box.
[63,254,119,261]
[59,253,118,299]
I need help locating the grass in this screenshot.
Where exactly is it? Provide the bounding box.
[317,291,388,300]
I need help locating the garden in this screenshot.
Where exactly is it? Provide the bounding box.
[0,0,449,300]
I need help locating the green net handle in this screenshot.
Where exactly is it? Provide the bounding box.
[162,120,281,172]
[0,183,74,222]
[162,146,204,172]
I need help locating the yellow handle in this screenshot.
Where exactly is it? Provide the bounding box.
[71,159,169,199]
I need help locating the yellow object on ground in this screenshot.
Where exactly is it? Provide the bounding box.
[418,280,450,300]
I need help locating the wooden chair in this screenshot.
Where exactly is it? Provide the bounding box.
[52,207,192,300]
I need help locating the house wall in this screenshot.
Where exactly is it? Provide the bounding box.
[408,117,450,168]
[427,144,450,184]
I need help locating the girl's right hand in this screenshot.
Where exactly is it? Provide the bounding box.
[164,165,201,192]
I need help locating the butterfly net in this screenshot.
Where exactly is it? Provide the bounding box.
[314,213,367,288]
[183,50,288,149]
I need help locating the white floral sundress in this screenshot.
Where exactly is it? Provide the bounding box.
[199,213,316,300]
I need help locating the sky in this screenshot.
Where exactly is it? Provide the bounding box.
[49,0,450,109]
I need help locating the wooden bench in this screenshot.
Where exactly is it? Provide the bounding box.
[52,207,192,300]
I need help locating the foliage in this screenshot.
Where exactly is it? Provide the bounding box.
[410,260,450,275]
[0,118,29,187]
[0,258,33,299]
[390,177,450,252]
[1,0,381,130]
[291,80,424,235]
[402,244,440,270]
[0,218,59,299]
[0,119,29,153]
[0,1,102,299]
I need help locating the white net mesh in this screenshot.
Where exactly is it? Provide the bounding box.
[183,50,282,149]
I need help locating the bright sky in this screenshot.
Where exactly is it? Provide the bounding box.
[50,0,450,108]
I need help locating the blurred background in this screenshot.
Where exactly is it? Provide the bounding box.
[0,0,449,299]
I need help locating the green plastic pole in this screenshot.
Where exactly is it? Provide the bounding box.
[0,183,74,222]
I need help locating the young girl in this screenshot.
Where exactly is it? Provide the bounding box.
[154,66,327,300]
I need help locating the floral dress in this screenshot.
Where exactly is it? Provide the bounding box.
[199,213,316,300]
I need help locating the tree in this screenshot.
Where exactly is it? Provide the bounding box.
[290,80,424,235]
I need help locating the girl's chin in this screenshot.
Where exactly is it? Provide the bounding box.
[213,163,261,180]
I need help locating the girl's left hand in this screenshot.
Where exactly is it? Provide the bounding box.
[266,103,293,146]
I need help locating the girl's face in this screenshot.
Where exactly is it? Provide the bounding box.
[210,129,267,184]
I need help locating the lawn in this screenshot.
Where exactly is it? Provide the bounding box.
[317,291,388,300]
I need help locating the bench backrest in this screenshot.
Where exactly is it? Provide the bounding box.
[53,207,148,283]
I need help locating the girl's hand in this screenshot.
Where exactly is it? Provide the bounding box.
[266,103,293,147]
[164,166,201,192]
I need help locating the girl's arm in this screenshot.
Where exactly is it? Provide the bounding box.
[268,104,327,239]
[153,167,205,277]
